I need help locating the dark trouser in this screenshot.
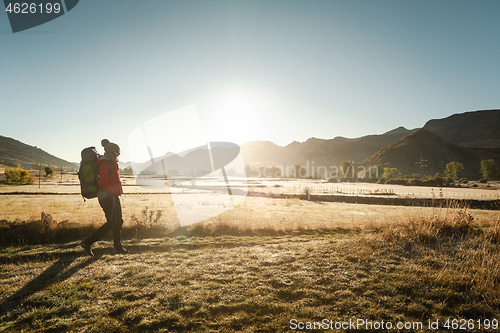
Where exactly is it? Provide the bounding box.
[85,196,123,249]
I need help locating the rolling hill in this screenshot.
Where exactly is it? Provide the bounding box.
[423,109,500,148]
[0,135,74,169]
[363,129,500,179]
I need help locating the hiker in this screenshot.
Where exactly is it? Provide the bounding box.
[81,139,127,256]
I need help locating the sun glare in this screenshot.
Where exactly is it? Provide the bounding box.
[207,88,274,143]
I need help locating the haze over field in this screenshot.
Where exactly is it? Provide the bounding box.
[2,1,500,163]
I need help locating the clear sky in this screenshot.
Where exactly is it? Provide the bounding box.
[2,0,500,163]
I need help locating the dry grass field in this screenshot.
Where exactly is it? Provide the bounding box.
[1,175,500,332]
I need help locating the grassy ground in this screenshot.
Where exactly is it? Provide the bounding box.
[1,202,500,332]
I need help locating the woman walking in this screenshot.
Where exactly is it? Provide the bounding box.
[81,139,127,256]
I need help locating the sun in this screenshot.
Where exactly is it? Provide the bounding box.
[207,88,274,143]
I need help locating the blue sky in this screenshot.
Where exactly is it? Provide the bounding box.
[2,0,500,163]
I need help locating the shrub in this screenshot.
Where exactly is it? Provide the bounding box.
[407,178,422,186]
[459,178,468,184]
[385,178,407,185]
[327,178,338,183]
[421,178,438,187]
[44,166,53,176]
[377,178,387,184]
[433,177,444,187]
[4,168,32,184]
[445,177,454,183]
[479,178,488,183]
[472,184,478,187]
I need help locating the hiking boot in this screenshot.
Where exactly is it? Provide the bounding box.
[80,240,94,257]
[112,246,128,255]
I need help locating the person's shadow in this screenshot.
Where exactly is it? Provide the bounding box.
[0,248,102,317]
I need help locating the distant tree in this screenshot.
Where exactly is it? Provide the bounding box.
[367,164,384,179]
[445,161,464,180]
[120,166,134,175]
[382,167,401,179]
[44,166,54,177]
[340,161,353,178]
[480,159,499,180]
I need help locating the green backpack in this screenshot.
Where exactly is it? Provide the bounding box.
[78,147,100,200]
[78,147,115,200]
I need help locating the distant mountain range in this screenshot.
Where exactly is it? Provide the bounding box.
[240,126,416,169]
[1,109,499,178]
[240,109,500,179]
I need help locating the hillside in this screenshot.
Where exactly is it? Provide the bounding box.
[0,135,74,169]
[240,127,416,173]
[364,129,500,179]
[424,109,500,147]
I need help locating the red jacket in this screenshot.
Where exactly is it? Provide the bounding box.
[98,159,123,197]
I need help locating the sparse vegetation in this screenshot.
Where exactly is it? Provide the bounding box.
[382,167,401,179]
[3,168,32,185]
[0,159,21,168]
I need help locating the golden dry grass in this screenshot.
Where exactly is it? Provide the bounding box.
[1,177,500,332]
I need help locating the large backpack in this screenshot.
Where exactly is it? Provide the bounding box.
[78,147,100,200]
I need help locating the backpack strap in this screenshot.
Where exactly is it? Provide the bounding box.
[97,159,114,179]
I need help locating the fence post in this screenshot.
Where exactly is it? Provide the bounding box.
[39,162,41,188]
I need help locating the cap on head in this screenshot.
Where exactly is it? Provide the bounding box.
[101,139,111,148]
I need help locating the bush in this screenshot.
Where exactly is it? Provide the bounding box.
[445,177,454,183]
[407,178,422,186]
[44,166,53,176]
[327,178,338,183]
[459,178,468,184]
[421,178,438,187]
[433,177,444,187]
[377,178,387,184]
[385,178,407,185]
[479,178,488,183]
[339,177,355,182]
[4,168,32,184]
